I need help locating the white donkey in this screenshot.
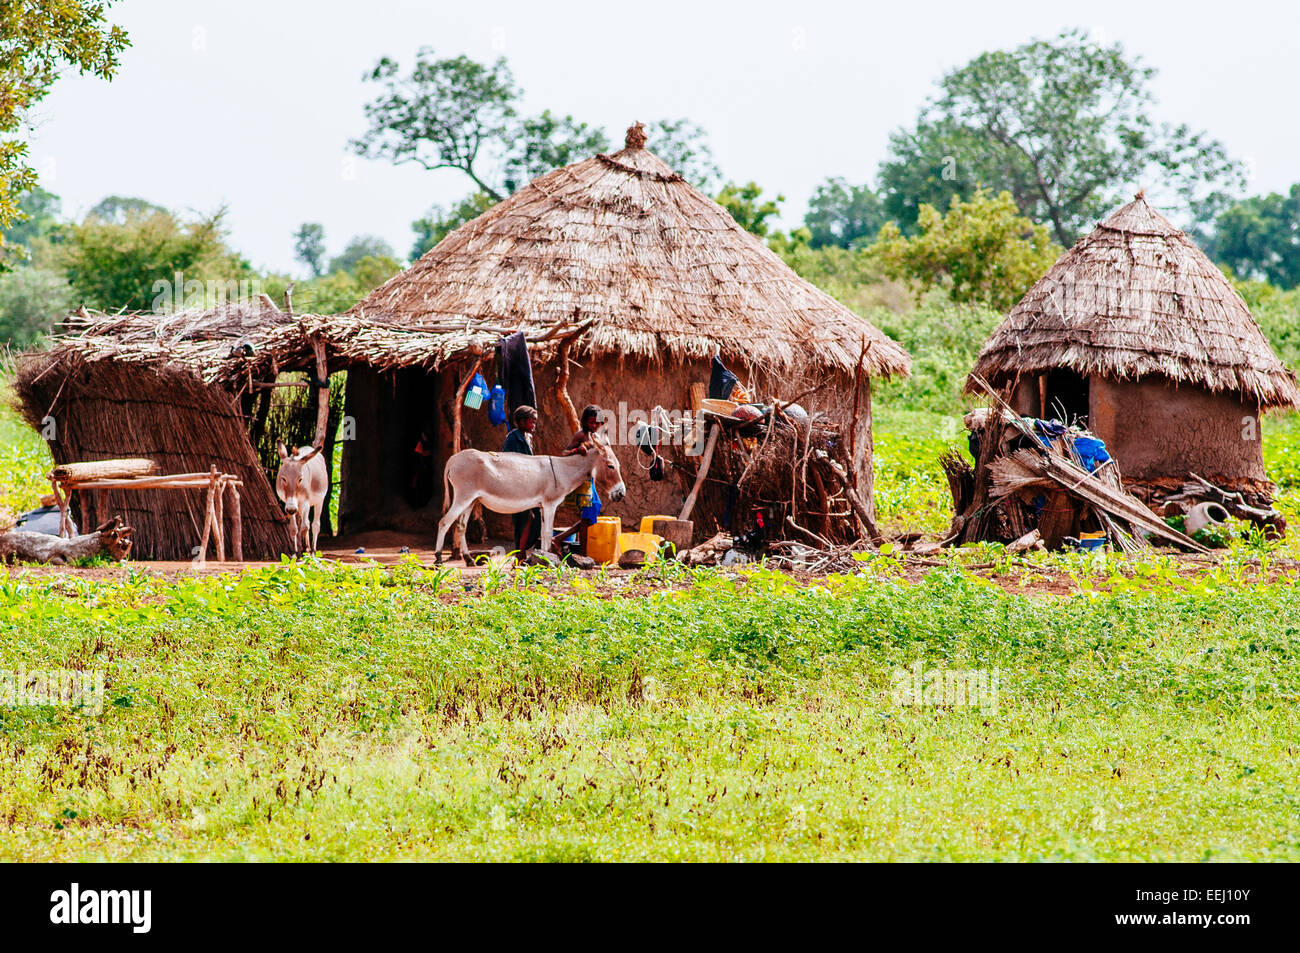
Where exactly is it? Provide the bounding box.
[275,443,329,555]
[435,435,626,564]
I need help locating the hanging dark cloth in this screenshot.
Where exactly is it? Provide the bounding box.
[708,355,738,401]
[498,331,537,424]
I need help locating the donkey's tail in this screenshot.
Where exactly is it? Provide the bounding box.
[441,462,453,516]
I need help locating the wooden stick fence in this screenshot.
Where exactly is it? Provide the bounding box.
[50,466,245,564]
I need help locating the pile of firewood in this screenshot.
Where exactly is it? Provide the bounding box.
[945,385,1207,554]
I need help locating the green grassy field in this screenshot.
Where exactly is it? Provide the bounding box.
[3,305,1300,860]
[1,560,1297,861]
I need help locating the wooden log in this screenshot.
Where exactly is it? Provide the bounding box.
[57,474,239,491]
[679,423,720,522]
[0,517,134,565]
[52,458,159,481]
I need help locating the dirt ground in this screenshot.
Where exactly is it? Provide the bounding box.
[4,527,1291,598]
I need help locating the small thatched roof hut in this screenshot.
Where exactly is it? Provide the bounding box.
[13,304,303,559]
[968,193,1299,496]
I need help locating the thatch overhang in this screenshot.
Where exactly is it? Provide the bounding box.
[967,194,1300,410]
[350,123,911,382]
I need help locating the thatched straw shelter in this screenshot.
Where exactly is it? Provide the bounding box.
[968,193,1299,498]
[336,122,909,538]
[13,304,301,559]
[12,124,909,558]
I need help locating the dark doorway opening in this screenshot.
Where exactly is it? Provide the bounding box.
[339,365,445,535]
[1040,369,1090,427]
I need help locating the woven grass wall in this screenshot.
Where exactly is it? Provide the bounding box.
[14,355,291,560]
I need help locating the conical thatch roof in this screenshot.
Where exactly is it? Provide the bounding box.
[968,194,1299,409]
[352,124,909,379]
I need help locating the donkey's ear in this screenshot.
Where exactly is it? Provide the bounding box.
[300,445,322,461]
[276,441,289,460]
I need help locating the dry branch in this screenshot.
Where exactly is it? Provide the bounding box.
[0,517,133,565]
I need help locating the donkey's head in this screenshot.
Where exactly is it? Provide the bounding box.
[588,433,626,503]
[275,442,321,515]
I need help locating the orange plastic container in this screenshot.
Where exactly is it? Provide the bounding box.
[617,531,662,563]
[587,516,622,565]
[639,514,675,534]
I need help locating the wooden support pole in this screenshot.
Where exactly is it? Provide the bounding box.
[452,353,483,456]
[214,472,226,563]
[83,490,97,538]
[49,476,71,538]
[196,476,214,567]
[312,336,329,449]
[228,481,243,562]
[679,423,720,522]
[554,337,581,434]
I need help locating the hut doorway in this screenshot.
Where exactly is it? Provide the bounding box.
[338,365,446,534]
[1038,369,1090,427]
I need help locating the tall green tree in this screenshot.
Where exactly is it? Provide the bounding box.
[328,235,395,275]
[59,203,247,311]
[716,181,783,238]
[644,118,722,192]
[352,50,721,196]
[353,49,611,201]
[293,222,327,277]
[353,50,518,200]
[879,29,1243,245]
[1210,185,1300,289]
[502,111,609,194]
[0,1,128,262]
[869,189,1062,312]
[804,178,888,248]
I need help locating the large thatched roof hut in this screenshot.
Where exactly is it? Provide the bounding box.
[337,122,909,537]
[968,193,1298,497]
[13,124,908,558]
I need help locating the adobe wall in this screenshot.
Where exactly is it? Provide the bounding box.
[340,353,874,542]
[1088,376,1266,484]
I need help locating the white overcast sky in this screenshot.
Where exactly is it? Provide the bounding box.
[23,0,1300,275]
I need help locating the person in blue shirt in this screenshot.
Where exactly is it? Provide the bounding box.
[503,405,541,554]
